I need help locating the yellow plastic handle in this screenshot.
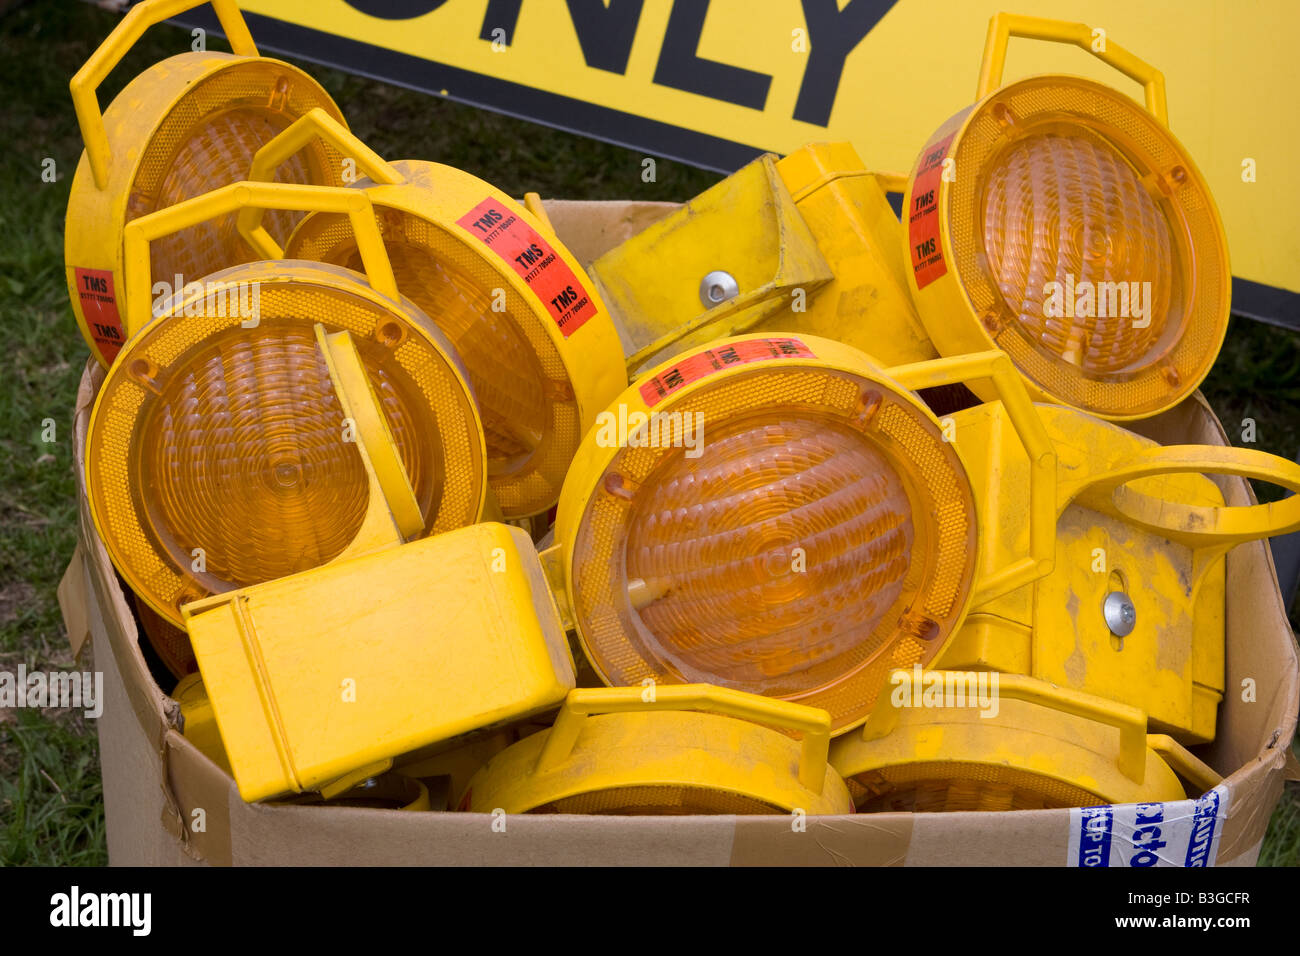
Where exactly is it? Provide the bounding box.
[1059,445,1300,547]
[122,181,400,338]
[71,0,258,190]
[886,351,1057,604]
[315,325,423,544]
[536,684,833,793]
[977,13,1169,127]
[863,670,1149,783]
[238,108,404,239]
[1146,734,1221,796]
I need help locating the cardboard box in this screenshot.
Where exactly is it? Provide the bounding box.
[58,200,1298,866]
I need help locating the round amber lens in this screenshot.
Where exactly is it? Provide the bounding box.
[344,240,549,472]
[623,413,914,696]
[139,326,370,589]
[138,108,316,287]
[982,129,1177,374]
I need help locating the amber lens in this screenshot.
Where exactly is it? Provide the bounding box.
[291,207,581,517]
[141,109,313,283]
[936,77,1230,418]
[343,241,549,466]
[625,414,914,692]
[139,325,374,588]
[569,359,977,731]
[848,762,1103,812]
[983,129,1176,373]
[136,596,196,679]
[89,272,484,625]
[529,785,783,815]
[121,62,345,296]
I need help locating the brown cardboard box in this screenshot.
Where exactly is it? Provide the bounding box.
[58,200,1298,866]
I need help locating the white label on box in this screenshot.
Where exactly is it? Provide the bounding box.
[1067,785,1229,867]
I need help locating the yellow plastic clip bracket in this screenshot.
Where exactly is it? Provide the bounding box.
[71,0,258,190]
[862,670,1148,784]
[977,13,1169,127]
[886,351,1057,604]
[314,324,424,554]
[121,181,400,338]
[535,684,833,793]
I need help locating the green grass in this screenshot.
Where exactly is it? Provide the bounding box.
[0,0,1296,866]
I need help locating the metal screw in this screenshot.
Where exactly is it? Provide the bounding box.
[699,270,739,308]
[1103,591,1136,637]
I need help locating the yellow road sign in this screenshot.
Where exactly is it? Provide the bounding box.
[179,0,1300,325]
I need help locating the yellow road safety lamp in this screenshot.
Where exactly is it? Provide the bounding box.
[587,148,932,376]
[86,182,486,629]
[244,109,626,517]
[460,685,853,815]
[830,670,1221,812]
[545,334,1058,734]
[903,14,1230,420]
[941,402,1300,743]
[66,0,349,367]
[184,326,573,803]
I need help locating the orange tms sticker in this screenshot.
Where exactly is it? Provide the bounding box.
[639,337,815,406]
[74,267,125,363]
[908,132,954,291]
[456,199,596,337]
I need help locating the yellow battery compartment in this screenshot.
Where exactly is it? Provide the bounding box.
[173,678,436,811]
[941,401,1300,743]
[460,685,853,815]
[183,327,572,803]
[588,145,930,377]
[66,0,348,367]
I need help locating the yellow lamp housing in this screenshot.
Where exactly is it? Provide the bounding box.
[86,182,487,629]
[587,146,932,376]
[65,0,349,367]
[830,670,1221,812]
[244,109,627,517]
[460,685,853,815]
[173,672,231,774]
[902,14,1230,420]
[546,334,1059,734]
[183,327,573,803]
[941,400,1300,743]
